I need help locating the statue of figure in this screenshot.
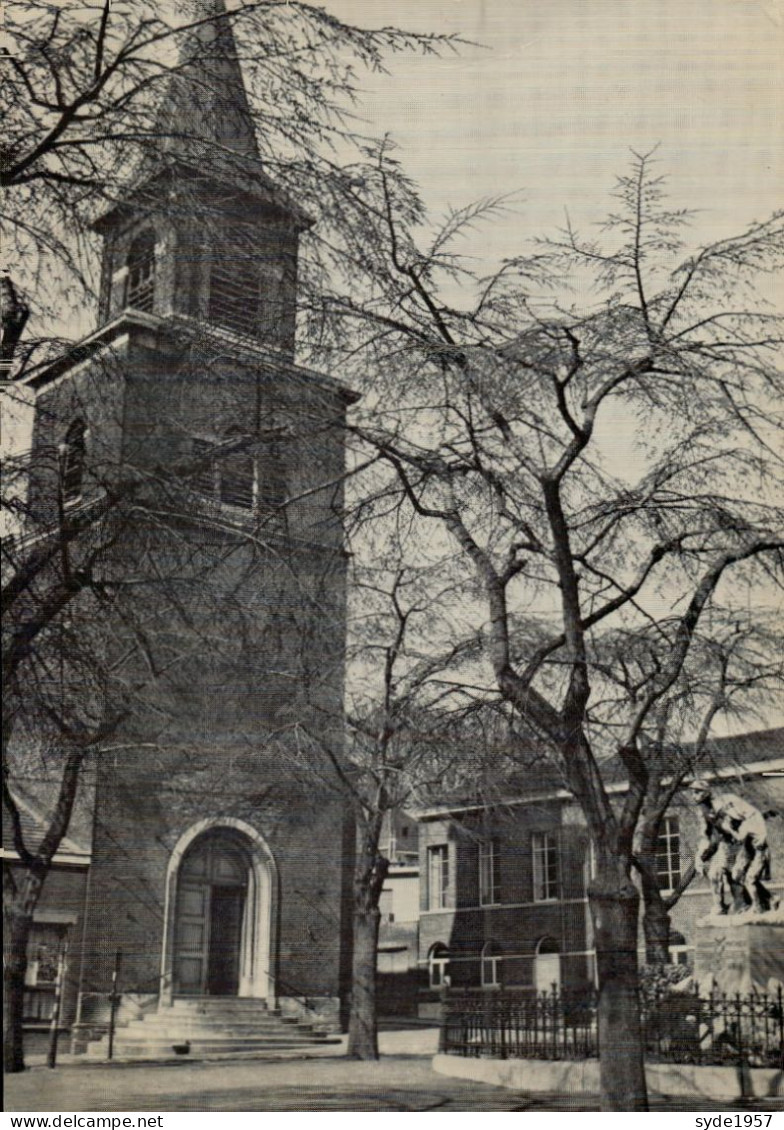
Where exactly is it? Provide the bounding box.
[690,779,774,915]
[703,836,745,916]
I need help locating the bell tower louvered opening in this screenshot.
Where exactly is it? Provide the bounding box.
[126,230,156,313]
[208,220,260,337]
[207,214,299,349]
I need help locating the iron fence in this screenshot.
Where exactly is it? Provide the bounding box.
[442,985,784,1069]
[643,983,783,1068]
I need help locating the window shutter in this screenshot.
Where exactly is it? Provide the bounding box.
[192,439,216,496]
[126,231,156,312]
[61,421,86,503]
[219,449,255,510]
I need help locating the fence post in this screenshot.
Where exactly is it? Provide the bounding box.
[735,992,751,1099]
[107,950,122,1061]
[46,942,68,1069]
[438,989,446,1053]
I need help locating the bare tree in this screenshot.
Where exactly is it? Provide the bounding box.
[597,613,783,963]
[302,148,784,1109]
[275,521,489,1059]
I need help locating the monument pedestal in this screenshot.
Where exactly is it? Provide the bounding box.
[694,914,784,995]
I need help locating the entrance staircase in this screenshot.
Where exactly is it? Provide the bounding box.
[85,997,340,1060]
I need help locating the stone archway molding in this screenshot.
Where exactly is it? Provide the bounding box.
[159,817,277,1007]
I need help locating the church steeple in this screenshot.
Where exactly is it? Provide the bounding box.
[157,0,261,164]
[93,0,308,355]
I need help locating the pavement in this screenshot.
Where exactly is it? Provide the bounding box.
[5,1031,784,1113]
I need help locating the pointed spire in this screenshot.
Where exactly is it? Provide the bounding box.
[157,0,260,163]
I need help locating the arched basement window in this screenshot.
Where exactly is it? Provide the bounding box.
[126,230,156,312]
[480,940,502,988]
[61,420,86,504]
[428,943,450,989]
[534,936,561,995]
[669,930,689,966]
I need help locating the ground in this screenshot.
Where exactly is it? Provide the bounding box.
[6,1056,522,1112]
[5,1043,784,1113]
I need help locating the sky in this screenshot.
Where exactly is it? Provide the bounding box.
[322,0,783,266]
[326,0,784,732]
[312,0,782,495]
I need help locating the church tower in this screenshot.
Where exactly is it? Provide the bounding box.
[20,0,355,1046]
[93,0,306,355]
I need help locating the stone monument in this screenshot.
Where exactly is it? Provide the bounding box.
[689,779,783,996]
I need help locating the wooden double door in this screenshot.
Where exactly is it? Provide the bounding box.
[174,833,249,996]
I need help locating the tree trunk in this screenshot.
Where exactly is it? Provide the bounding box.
[641,876,671,966]
[347,835,389,1060]
[3,870,44,1073]
[590,880,648,1111]
[347,901,382,1059]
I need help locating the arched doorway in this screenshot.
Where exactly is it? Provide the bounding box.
[534,936,561,994]
[174,830,249,995]
[162,820,276,1003]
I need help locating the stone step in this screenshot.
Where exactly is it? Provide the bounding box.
[163,1017,287,1025]
[86,1030,332,1057]
[116,1026,320,1041]
[121,1017,307,1033]
[83,995,333,1060]
[90,1036,335,1059]
[170,1003,274,1012]
[113,1031,329,1048]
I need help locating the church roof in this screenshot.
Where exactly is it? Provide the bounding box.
[415,725,784,819]
[159,0,260,163]
[93,0,311,230]
[2,784,92,862]
[21,309,358,405]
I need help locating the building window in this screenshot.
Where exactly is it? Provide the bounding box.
[669,930,689,967]
[60,420,86,504]
[379,889,394,924]
[664,931,691,967]
[655,816,681,893]
[481,940,502,988]
[428,943,450,989]
[478,838,500,906]
[219,448,255,509]
[23,922,68,1023]
[125,230,156,312]
[532,831,559,902]
[192,437,255,511]
[587,838,596,881]
[427,844,449,910]
[257,444,286,511]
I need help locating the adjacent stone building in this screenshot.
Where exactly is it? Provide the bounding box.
[416,728,784,1015]
[2,785,92,1054]
[377,810,421,1016]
